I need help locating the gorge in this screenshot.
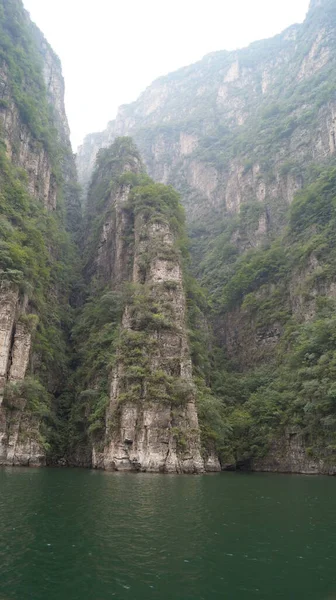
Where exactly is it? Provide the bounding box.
[1,0,336,475]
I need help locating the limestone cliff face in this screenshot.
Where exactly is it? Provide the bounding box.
[0,13,71,210]
[77,0,336,475]
[0,281,45,466]
[88,150,142,286]
[77,0,336,381]
[77,138,213,473]
[3,0,336,473]
[31,26,71,144]
[93,214,204,472]
[0,12,77,212]
[0,0,79,466]
[76,0,336,373]
[0,60,57,210]
[251,433,336,475]
[222,252,336,370]
[77,0,336,228]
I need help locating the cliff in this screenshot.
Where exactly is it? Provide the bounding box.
[0,0,80,466]
[77,0,336,473]
[70,138,217,472]
[77,0,336,228]
[2,0,336,474]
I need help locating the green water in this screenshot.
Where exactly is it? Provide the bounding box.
[0,469,336,599]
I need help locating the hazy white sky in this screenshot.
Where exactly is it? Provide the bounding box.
[22,0,310,149]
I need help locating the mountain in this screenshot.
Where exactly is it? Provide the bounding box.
[68,137,219,472]
[0,0,220,472]
[77,0,336,230]
[2,0,336,473]
[0,0,80,465]
[77,0,336,473]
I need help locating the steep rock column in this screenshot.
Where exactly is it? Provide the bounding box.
[0,284,41,465]
[94,187,204,473]
[4,320,36,466]
[0,282,19,404]
[95,184,134,285]
[0,283,18,462]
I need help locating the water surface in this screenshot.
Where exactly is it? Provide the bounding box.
[0,468,335,599]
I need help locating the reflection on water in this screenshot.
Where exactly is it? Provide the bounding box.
[0,468,336,599]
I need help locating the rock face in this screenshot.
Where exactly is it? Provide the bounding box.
[76,0,336,369]
[0,14,72,211]
[252,434,336,475]
[96,216,204,472]
[3,0,336,474]
[0,283,20,403]
[0,0,79,466]
[0,281,44,466]
[77,0,336,475]
[78,138,210,472]
[77,0,335,228]
[0,61,57,210]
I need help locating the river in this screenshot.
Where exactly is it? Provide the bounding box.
[0,468,335,599]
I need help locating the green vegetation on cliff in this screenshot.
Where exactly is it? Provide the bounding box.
[71,141,336,467]
[0,0,80,456]
[197,166,336,466]
[0,0,59,156]
[67,138,227,463]
[0,142,75,420]
[4,0,336,471]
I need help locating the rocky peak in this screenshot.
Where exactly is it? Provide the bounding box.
[309,0,327,9]
[30,24,71,144]
[74,137,218,472]
[307,0,336,19]
[77,0,336,229]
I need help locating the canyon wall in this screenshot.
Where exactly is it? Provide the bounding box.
[2,0,336,473]
[77,0,336,370]
[77,0,336,473]
[0,0,79,466]
[78,0,336,229]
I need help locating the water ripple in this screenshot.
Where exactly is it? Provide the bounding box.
[0,469,336,599]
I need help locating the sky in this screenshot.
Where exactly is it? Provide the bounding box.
[22,0,311,150]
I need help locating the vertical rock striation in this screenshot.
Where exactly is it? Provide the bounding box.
[96,213,204,472]
[0,0,80,466]
[77,0,336,229]
[74,138,208,472]
[75,0,336,474]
